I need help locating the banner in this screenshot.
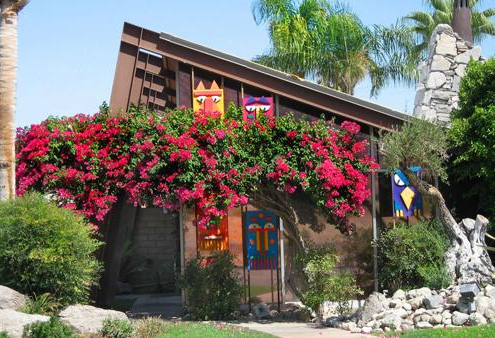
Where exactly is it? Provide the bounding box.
[244,210,278,270]
[392,167,424,217]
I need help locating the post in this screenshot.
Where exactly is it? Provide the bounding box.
[179,206,186,307]
[275,94,280,116]
[370,127,379,292]
[279,217,286,302]
[175,61,180,108]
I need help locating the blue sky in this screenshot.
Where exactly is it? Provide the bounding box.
[15,0,495,127]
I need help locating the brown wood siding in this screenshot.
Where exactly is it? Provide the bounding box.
[178,63,192,108]
[110,23,406,130]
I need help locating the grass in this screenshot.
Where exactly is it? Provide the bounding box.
[385,324,495,337]
[154,322,275,338]
[247,285,273,297]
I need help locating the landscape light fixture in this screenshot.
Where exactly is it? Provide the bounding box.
[459,281,480,314]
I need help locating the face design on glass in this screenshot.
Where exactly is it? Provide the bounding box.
[193,80,224,117]
[242,96,274,123]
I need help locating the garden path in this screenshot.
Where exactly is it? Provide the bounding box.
[235,322,373,338]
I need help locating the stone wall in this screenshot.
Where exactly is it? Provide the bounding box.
[413,24,483,125]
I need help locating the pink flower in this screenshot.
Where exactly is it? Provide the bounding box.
[215,129,226,139]
[341,121,361,134]
[286,130,297,139]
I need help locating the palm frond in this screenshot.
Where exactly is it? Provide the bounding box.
[482,8,495,18]
[426,0,452,13]
[252,0,295,25]
[405,11,436,27]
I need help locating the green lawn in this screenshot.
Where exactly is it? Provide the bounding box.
[388,325,495,337]
[247,285,273,297]
[155,322,275,338]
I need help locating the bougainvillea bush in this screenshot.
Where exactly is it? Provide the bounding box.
[16,104,377,233]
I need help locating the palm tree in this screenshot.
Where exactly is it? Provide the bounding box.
[252,0,419,96]
[405,0,495,56]
[0,0,29,200]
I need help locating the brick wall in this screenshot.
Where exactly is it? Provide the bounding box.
[128,207,179,294]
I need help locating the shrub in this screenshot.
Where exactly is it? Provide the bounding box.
[22,293,61,316]
[22,317,75,338]
[179,252,242,320]
[296,243,363,315]
[133,317,168,338]
[0,193,102,305]
[0,332,9,338]
[418,264,451,291]
[377,219,450,292]
[17,104,376,235]
[449,58,495,224]
[99,319,134,338]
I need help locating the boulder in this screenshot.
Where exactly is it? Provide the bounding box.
[324,315,345,328]
[361,326,372,334]
[392,290,406,300]
[253,303,271,320]
[400,322,414,331]
[485,308,495,320]
[408,297,424,311]
[429,314,443,325]
[360,292,386,324]
[417,288,433,298]
[475,295,494,316]
[59,304,128,334]
[424,295,444,309]
[447,292,460,304]
[341,321,357,331]
[381,313,402,330]
[371,328,384,335]
[349,327,362,333]
[442,310,452,320]
[485,285,495,299]
[0,285,27,311]
[469,312,487,326]
[414,314,431,324]
[452,311,470,326]
[416,321,433,329]
[0,309,49,338]
[394,308,408,319]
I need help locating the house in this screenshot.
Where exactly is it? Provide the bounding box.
[100,22,412,307]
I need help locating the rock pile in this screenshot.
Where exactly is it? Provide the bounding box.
[326,285,495,335]
[248,302,312,322]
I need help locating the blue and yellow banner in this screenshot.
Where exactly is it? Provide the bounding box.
[244,210,279,270]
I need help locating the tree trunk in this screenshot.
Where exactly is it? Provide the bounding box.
[0,0,20,200]
[249,187,311,300]
[404,168,495,284]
